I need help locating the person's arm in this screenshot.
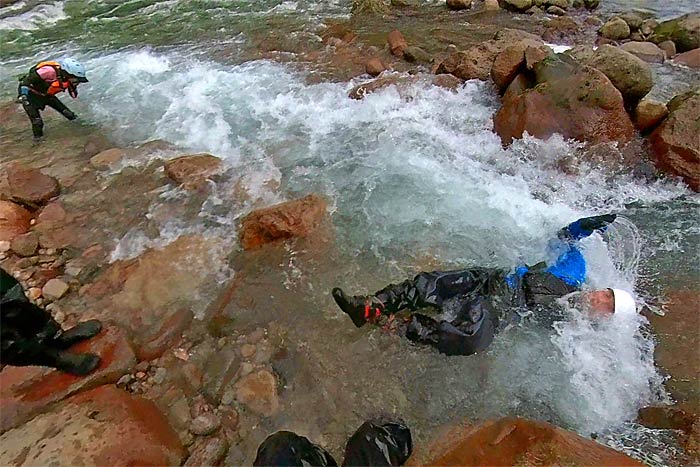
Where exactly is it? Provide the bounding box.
[557,214,617,242]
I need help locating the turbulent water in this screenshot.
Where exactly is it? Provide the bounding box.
[1,0,699,465]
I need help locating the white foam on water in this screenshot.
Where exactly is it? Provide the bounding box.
[0,1,66,30]
[73,48,690,437]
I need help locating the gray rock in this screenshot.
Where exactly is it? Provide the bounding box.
[600,17,631,40]
[190,413,221,436]
[10,232,38,257]
[403,46,432,63]
[620,41,665,63]
[547,5,566,16]
[658,40,676,58]
[590,45,653,105]
[640,19,658,37]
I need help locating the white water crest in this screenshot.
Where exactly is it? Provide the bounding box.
[0,1,66,30]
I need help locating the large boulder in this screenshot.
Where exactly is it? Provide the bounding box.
[649,92,700,191]
[0,201,32,242]
[436,41,502,81]
[673,48,700,68]
[164,154,223,187]
[407,417,644,466]
[493,55,635,145]
[651,13,700,53]
[0,165,60,208]
[600,17,631,40]
[589,45,653,106]
[238,194,328,250]
[490,40,551,91]
[0,325,136,433]
[0,386,184,466]
[620,41,666,63]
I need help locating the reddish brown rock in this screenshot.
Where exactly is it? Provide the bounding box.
[36,201,66,225]
[620,41,666,63]
[349,76,408,99]
[493,56,635,145]
[0,325,136,433]
[137,308,194,361]
[239,194,328,250]
[446,0,471,10]
[0,201,32,242]
[673,48,700,68]
[542,16,581,43]
[524,45,552,70]
[164,154,223,187]
[0,386,184,466]
[490,40,547,91]
[436,41,501,81]
[650,92,700,190]
[431,74,463,91]
[407,417,644,467]
[634,99,668,133]
[387,30,408,57]
[234,369,280,417]
[90,148,130,169]
[365,57,386,76]
[1,165,59,207]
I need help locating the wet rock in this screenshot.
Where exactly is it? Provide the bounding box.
[0,386,184,466]
[36,201,66,225]
[650,13,700,53]
[493,55,634,146]
[137,308,194,361]
[542,16,581,43]
[446,0,471,10]
[618,11,648,31]
[90,148,130,169]
[403,46,432,64]
[582,0,598,9]
[0,201,33,243]
[164,154,223,187]
[650,92,700,191]
[387,30,408,57]
[408,417,644,466]
[658,40,676,58]
[634,99,668,133]
[365,57,386,76]
[430,74,463,91]
[0,325,136,432]
[348,76,410,99]
[234,369,280,417]
[638,406,696,433]
[490,40,548,91]
[239,194,328,249]
[524,45,552,70]
[183,436,228,467]
[1,165,60,208]
[620,41,665,63]
[190,413,221,436]
[499,0,532,12]
[10,231,38,257]
[436,41,501,81]
[673,48,700,68]
[600,17,631,40]
[483,0,499,10]
[589,45,653,106]
[41,278,69,300]
[82,134,112,158]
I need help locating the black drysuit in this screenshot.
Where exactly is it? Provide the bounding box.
[1,268,67,369]
[253,418,412,467]
[377,266,578,356]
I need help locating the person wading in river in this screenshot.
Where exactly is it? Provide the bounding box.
[16,58,88,140]
[1,267,103,375]
[332,214,637,356]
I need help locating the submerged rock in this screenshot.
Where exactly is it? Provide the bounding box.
[407,417,645,466]
[650,91,700,191]
[493,55,635,145]
[349,76,411,99]
[238,194,328,250]
[589,45,653,106]
[164,154,223,188]
[650,13,700,53]
[0,386,183,466]
[0,201,32,243]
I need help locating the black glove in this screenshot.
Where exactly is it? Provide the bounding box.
[62,109,77,120]
[559,214,616,241]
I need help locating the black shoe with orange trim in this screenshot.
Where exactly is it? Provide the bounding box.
[332,288,385,328]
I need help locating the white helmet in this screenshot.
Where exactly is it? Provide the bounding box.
[611,289,636,316]
[59,58,88,82]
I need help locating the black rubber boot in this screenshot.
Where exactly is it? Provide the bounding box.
[332,288,385,328]
[55,351,101,376]
[55,320,102,349]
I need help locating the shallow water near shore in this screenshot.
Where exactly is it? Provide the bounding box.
[1,0,699,465]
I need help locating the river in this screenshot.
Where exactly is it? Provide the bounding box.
[1,1,698,466]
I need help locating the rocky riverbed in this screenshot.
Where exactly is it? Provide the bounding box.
[1,0,699,466]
